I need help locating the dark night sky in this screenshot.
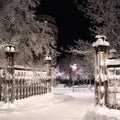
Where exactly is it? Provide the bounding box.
[36,0,93,48]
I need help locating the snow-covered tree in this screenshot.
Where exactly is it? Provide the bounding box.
[76,0,120,52]
[69,39,95,80]
[0,0,56,67]
[59,39,95,82]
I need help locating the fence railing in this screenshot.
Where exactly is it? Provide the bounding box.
[0,76,51,102]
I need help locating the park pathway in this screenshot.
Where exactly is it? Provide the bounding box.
[0,86,95,120]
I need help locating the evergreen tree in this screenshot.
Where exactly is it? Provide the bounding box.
[76,0,120,52]
[0,0,55,66]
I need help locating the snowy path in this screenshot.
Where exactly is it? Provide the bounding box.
[0,87,95,120]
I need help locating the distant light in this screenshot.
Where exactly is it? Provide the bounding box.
[70,64,77,72]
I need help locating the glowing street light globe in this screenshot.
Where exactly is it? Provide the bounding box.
[71,64,77,72]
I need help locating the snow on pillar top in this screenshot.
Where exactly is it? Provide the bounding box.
[92,35,110,47]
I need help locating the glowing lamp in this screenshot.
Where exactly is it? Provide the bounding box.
[71,64,77,72]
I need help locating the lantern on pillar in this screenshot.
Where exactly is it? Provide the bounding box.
[4,44,16,103]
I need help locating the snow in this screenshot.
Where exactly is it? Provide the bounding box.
[0,85,94,120]
[84,105,120,120]
[92,37,110,47]
[0,85,120,120]
[107,59,120,66]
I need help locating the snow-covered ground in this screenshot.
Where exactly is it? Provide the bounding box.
[84,105,120,120]
[1,85,120,120]
[0,85,95,120]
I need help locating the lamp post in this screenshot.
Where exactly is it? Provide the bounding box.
[44,54,52,92]
[70,64,77,92]
[4,44,16,103]
[92,35,109,106]
[44,55,52,76]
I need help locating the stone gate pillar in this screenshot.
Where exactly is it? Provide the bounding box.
[92,35,110,106]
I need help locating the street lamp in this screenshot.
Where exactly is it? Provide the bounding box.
[44,55,52,75]
[4,44,16,103]
[44,55,52,62]
[92,35,109,106]
[44,54,52,92]
[44,55,52,72]
[70,64,78,92]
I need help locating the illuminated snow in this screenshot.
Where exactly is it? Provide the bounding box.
[0,85,120,120]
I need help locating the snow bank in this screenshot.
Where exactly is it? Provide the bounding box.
[84,105,120,120]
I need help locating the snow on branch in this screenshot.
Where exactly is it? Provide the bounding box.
[76,0,120,52]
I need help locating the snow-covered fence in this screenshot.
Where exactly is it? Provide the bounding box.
[13,76,51,100]
[0,65,51,102]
